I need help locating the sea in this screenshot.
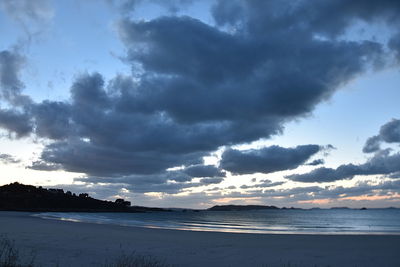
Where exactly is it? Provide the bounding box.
[34,208,400,235]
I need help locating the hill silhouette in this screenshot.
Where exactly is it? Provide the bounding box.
[0,182,166,212]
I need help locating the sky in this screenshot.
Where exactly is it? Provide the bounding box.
[0,0,399,209]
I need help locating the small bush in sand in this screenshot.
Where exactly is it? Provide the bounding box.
[0,236,34,267]
[103,252,171,267]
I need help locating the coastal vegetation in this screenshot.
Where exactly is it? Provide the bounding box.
[1,235,170,267]
[0,182,165,213]
[0,236,34,267]
[1,235,338,267]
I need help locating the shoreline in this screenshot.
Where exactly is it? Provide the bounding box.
[1,211,400,266]
[35,212,400,236]
[33,210,400,236]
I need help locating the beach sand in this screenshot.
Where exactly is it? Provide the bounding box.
[1,211,399,267]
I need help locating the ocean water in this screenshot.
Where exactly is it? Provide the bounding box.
[35,208,400,235]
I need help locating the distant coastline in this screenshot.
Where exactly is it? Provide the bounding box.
[1,182,398,212]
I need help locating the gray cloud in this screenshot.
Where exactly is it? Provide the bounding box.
[74,168,224,194]
[363,135,382,153]
[32,101,72,140]
[34,138,205,176]
[71,162,226,194]
[220,145,321,175]
[389,33,400,61]
[380,119,400,143]
[240,179,284,190]
[28,161,63,171]
[118,16,382,124]
[289,119,400,183]
[286,149,400,183]
[59,178,400,208]
[199,177,224,185]
[0,153,21,164]
[1,1,400,195]
[0,49,33,137]
[363,119,400,153]
[0,49,32,107]
[306,159,325,166]
[0,50,25,100]
[0,108,32,137]
[212,0,400,43]
[183,164,225,178]
[259,179,400,204]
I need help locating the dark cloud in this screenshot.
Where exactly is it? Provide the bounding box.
[212,0,400,41]
[74,168,224,194]
[363,119,400,153]
[306,159,325,166]
[34,138,204,176]
[0,50,25,100]
[286,149,400,183]
[0,49,32,107]
[1,1,400,195]
[380,119,400,143]
[28,161,63,171]
[71,161,226,194]
[220,145,321,175]
[183,164,225,178]
[0,108,32,137]
[363,135,382,153]
[199,177,224,185]
[389,33,400,61]
[0,153,20,164]
[0,49,33,137]
[118,16,382,124]
[32,101,72,140]
[290,119,400,183]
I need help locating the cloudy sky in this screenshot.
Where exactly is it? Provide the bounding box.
[0,0,399,209]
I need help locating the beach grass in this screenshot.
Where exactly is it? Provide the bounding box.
[0,236,351,267]
[1,237,170,267]
[0,236,34,267]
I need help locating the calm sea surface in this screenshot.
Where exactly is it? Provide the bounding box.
[35,209,400,235]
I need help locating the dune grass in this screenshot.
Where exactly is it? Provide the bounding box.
[1,237,169,267]
[0,236,34,267]
[1,236,336,267]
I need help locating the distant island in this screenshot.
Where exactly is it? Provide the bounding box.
[0,182,166,212]
[208,205,280,211]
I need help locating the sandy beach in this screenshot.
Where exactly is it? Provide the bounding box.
[1,211,399,267]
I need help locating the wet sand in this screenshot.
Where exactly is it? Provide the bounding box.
[1,211,399,266]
